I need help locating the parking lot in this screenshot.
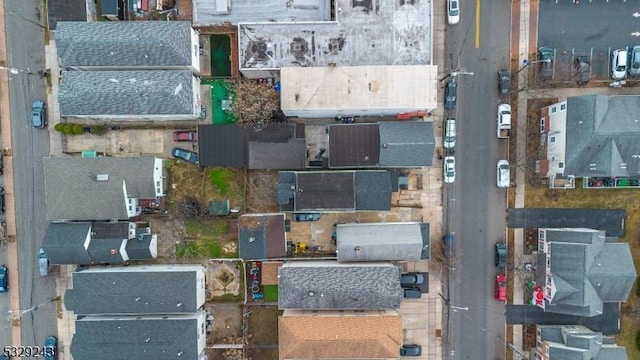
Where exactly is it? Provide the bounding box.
[537,0,640,82]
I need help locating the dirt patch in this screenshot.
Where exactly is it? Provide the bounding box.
[246,170,279,213]
[208,260,243,300]
[168,162,245,211]
[246,305,281,346]
[245,347,278,360]
[209,304,244,343]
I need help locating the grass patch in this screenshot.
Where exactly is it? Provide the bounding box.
[213,292,244,302]
[209,168,233,194]
[176,218,234,258]
[263,285,279,302]
[175,238,222,258]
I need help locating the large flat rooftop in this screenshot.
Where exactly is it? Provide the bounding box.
[239,0,432,69]
[194,0,331,25]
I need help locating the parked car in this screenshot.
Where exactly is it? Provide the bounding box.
[447,0,460,25]
[537,46,554,79]
[611,48,628,80]
[401,273,425,287]
[0,265,7,292]
[31,101,47,128]
[0,154,4,175]
[0,187,5,214]
[496,160,510,188]
[171,147,199,165]
[173,130,198,142]
[400,344,423,356]
[293,212,321,222]
[39,248,49,276]
[495,242,507,270]
[403,287,422,299]
[44,336,57,360]
[444,78,457,110]
[630,45,640,76]
[443,118,456,150]
[498,69,510,95]
[443,233,455,260]
[495,274,507,301]
[444,156,456,184]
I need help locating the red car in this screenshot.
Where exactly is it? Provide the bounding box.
[173,130,198,142]
[495,274,507,301]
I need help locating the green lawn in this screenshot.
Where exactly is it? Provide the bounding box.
[263,285,279,302]
[202,80,237,124]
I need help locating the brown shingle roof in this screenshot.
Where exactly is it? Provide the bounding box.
[279,313,402,359]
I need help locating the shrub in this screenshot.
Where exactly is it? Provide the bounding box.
[72,125,83,134]
[54,123,64,132]
[62,124,73,134]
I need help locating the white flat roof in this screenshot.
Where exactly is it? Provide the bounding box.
[280,65,438,113]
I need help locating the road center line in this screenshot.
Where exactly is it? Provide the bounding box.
[476,0,481,48]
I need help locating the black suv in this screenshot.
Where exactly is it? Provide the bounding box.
[498,69,510,95]
[0,187,5,214]
[444,78,457,110]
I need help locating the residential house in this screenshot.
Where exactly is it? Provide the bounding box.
[535,325,628,360]
[238,213,286,260]
[70,310,207,360]
[237,0,431,78]
[336,222,430,262]
[329,122,435,168]
[278,261,403,310]
[197,123,306,169]
[536,95,640,188]
[277,170,397,212]
[193,0,330,26]
[58,70,202,120]
[44,156,164,221]
[64,265,206,315]
[47,0,87,30]
[279,310,403,360]
[280,66,438,117]
[55,21,200,72]
[42,221,157,265]
[534,228,636,317]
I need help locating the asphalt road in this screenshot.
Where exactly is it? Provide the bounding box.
[2,0,55,349]
[444,0,510,359]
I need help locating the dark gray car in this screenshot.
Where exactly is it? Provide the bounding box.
[444,78,457,110]
[498,69,510,95]
[400,344,422,356]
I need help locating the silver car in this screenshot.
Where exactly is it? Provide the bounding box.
[444,156,456,184]
[444,118,456,149]
[497,160,510,188]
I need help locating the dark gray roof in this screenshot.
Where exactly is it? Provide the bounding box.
[328,123,380,168]
[277,171,394,211]
[197,124,306,169]
[44,157,160,221]
[336,222,430,262]
[64,265,204,315]
[278,261,403,310]
[91,222,129,239]
[71,312,204,360]
[239,213,286,259]
[379,122,435,167]
[42,223,93,265]
[58,70,196,117]
[87,238,127,263]
[538,325,628,360]
[565,95,640,177]
[541,229,636,317]
[47,0,86,30]
[55,22,194,68]
[507,208,626,237]
[125,234,156,260]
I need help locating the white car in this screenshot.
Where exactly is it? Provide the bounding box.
[444,118,456,149]
[611,48,628,80]
[497,160,510,188]
[448,0,460,25]
[444,156,456,184]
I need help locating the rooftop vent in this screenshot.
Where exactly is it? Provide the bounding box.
[96,174,109,181]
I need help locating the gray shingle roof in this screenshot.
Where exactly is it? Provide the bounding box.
[565,95,640,177]
[541,228,637,317]
[248,140,307,169]
[42,223,93,265]
[125,234,156,260]
[354,171,394,210]
[379,121,435,167]
[87,238,127,263]
[278,261,403,310]
[58,70,196,117]
[336,222,430,262]
[328,123,380,168]
[71,312,205,360]
[239,213,286,259]
[64,265,204,315]
[539,325,628,360]
[44,157,160,221]
[55,21,195,68]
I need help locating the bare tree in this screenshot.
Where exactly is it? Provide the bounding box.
[232,79,280,125]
